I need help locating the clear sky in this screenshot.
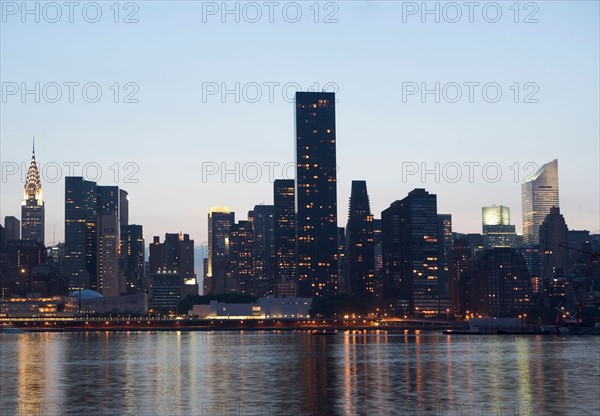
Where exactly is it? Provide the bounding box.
[1,1,599,249]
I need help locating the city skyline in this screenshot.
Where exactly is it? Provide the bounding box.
[2,139,597,251]
[1,3,598,415]
[1,2,598,245]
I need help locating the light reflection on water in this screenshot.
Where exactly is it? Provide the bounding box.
[0,331,598,415]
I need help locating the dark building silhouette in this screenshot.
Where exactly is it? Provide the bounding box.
[178,234,195,282]
[469,248,532,317]
[64,177,97,291]
[151,271,183,311]
[345,181,375,306]
[437,214,453,299]
[228,221,254,295]
[4,216,20,242]
[249,205,275,296]
[21,144,45,243]
[206,207,234,295]
[121,225,145,293]
[337,227,347,293]
[372,219,384,305]
[149,236,165,275]
[164,233,182,272]
[539,207,569,281]
[148,233,197,300]
[295,91,338,297]
[273,180,296,289]
[119,189,129,227]
[64,179,130,296]
[1,239,46,296]
[449,236,471,316]
[382,189,440,316]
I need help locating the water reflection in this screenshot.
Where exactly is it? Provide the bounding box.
[1,331,598,415]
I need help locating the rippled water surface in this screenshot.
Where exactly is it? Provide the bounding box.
[1,331,598,415]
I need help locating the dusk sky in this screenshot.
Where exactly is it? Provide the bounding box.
[1,0,599,250]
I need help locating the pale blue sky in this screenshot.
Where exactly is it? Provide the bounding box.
[1,1,599,246]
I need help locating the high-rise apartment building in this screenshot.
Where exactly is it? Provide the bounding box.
[295,91,338,297]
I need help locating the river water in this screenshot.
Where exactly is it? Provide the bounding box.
[0,331,598,415]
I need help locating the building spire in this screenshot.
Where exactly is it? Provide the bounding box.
[23,141,43,202]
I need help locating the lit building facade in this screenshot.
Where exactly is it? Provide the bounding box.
[295,91,338,297]
[382,189,440,316]
[469,248,532,317]
[482,205,517,249]
[522,159,559,245]
[21,144,45,243]
[273,180,296,287]
[206,207,234,294]
[121,224,145,293]
[228,221,254,295]
[96,186,123,297]
[248,205,275,296]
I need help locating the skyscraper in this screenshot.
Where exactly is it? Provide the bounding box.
[228,221,254,295]
[248,205,275,296]
[522,159,559,245]
[295,91,338,297]
[21,143,45,243]
[119,189,129,227]
[482,205,517,248]
[206,207,234,294]
[345,181,375,305]
[96,186,122,297]
[273,180,296,286]
[437,214,453,299]
[64,177,97,291]
[121,224,145,293]
[381,189,440,316]
[449,236,471,316]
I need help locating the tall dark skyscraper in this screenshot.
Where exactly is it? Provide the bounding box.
[4,216,20,242]
[382,189,440,316]
[228,221,254,295]
[21,143,45,243]
[449,236,472,316]
[437,214,453,299]
[248,205,275,296]
[206,207,235,294]
[121,224,145,293]
[273,179,296,286]
[64,177,97,291]
[295,91,338,297]
[345,181,375,305]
